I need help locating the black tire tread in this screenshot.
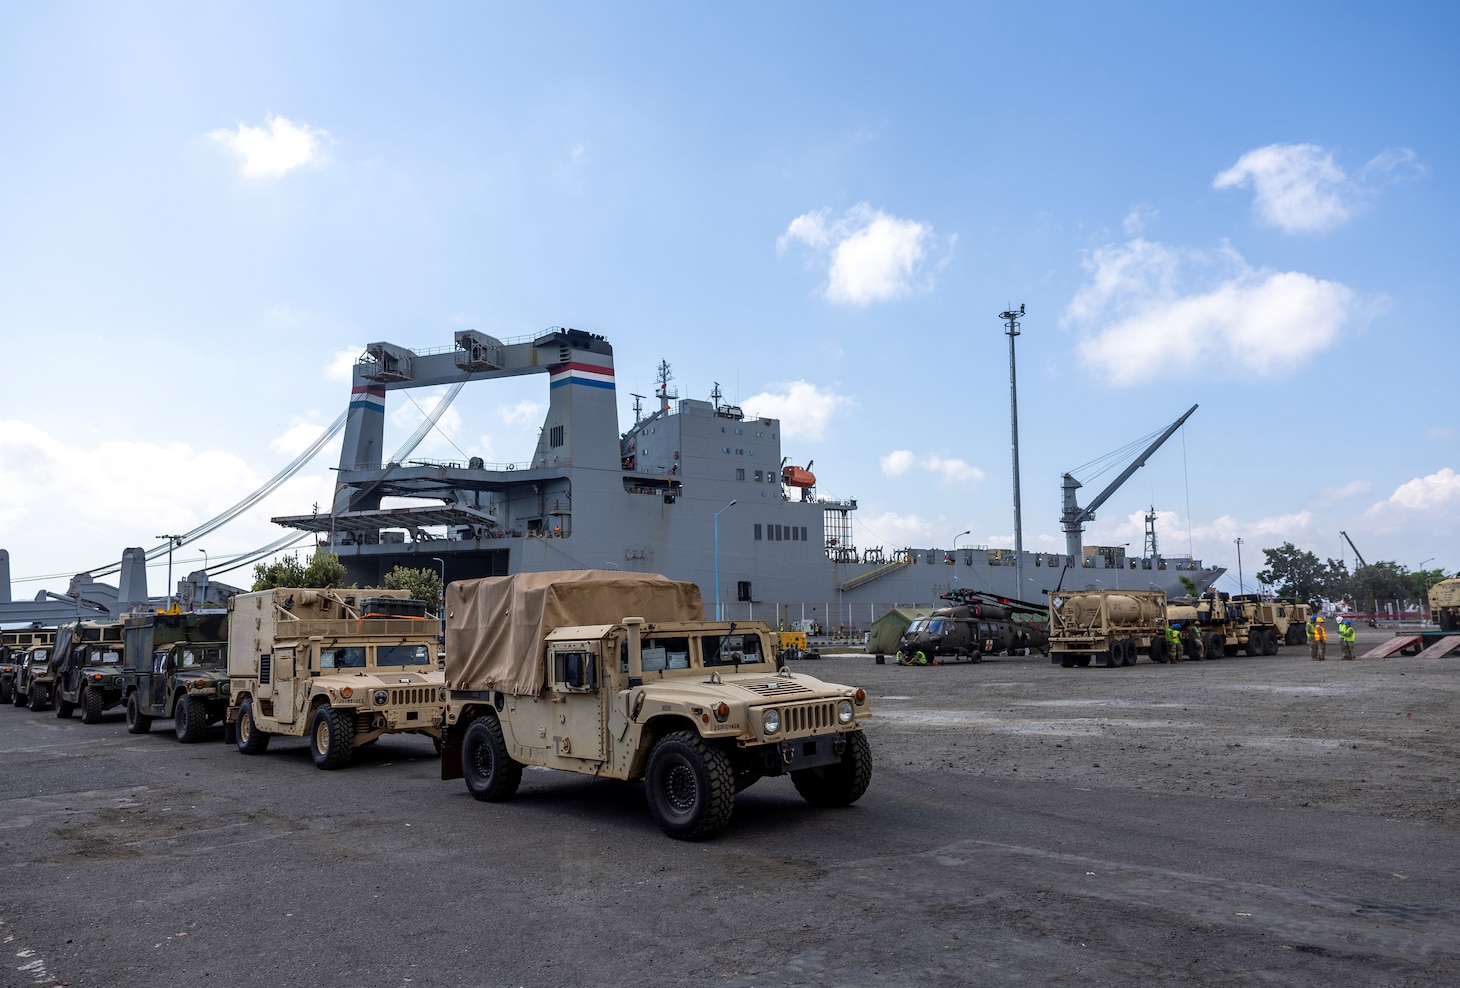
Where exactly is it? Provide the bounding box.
[126,693,152,734]
[645,730,735,840]
[461,715,523,801]
[310,705,355,769]
[791,730,874,808]
[235,699,270,754]
[81,685,105,724]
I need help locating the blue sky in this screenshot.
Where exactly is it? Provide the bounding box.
[2,1,1455,600]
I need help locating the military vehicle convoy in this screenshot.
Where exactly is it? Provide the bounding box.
[440,571,872,840]
[52,621,126,722]
[1048,589,1308,667]
[1,628,54,705]
[122,611,232,742]
[226,588,445,769]
[1430,577,1460,632]
[896,589,1049,665]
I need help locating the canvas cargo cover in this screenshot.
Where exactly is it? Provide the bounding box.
[445,570,704,695]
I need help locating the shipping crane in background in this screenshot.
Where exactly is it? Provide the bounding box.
[1340,530,1368,570]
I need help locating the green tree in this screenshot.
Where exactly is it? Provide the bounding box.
[1348,561,1415,614]
[252,550,347,591]
[383,565,443,609]
[1256,542,1344,602]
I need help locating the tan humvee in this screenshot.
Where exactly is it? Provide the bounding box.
[226,588,445,769]
[440,571,872,840]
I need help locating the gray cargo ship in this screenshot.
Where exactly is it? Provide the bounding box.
[273,327,1223,627]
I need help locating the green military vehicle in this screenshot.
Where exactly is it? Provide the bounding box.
[2,628,55,705]
[441,571,873,840]
[122,611,231,743]
[11,644,54,710]
[52,621,126,723]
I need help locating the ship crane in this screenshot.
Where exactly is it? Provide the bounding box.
[1060,404,1198,562]
[1339,530,1368,570]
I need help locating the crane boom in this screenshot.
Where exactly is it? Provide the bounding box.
[1339,530,1368,569]
[1061,404,1199,560]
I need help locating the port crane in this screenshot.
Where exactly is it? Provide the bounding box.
[1339,530,1368,570]
[1060,405,1199,561]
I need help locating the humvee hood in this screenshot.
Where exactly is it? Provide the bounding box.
[637,671,850,705]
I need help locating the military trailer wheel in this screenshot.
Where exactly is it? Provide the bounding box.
[644,730,735,840]
[462,715,523,801]
[55,691,75,718]
[81,685,105,724]
[175,695,207,743]
[792,730,873,808]
[125,693,152,734]
[28,683,49,712]
[309,705,355,770]
[235,699,270,754]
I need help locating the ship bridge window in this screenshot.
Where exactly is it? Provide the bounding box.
[736,468,745,481]
[754,523,762,540]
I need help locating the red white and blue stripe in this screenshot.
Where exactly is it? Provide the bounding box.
[549,362,616,391]
[349,385,387,413]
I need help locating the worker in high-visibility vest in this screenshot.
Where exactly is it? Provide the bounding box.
[1165,623,1183,663]
[1338,617,1356,660]
[1307,615,1328,661]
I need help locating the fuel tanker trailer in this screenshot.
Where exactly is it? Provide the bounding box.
[1048,589,1169,668]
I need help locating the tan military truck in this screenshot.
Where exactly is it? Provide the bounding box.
[1048,589,1169,667]
[1430,577,1460,632]
[226,588,445,769]
[440,571,873,840]
[2,628,55,705]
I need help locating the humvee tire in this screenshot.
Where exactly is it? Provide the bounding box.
[12,684,26,707]
[462,715,522,801]
[309,705,354,770]
[0,681,11,705]
[55,692,75,718]
[175,696,207,744]
[126,693,152,734]
[792,729,873,808]
[81,685,105,724]
[236,699,270,754]
[644,730,734,840]
[28,683,49,711]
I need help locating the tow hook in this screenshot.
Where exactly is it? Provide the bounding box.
[833,735,846,755]
[781,742,795,765]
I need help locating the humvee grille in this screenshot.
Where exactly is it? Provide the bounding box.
[741,680,815,698]
[390,687,436,706]
[780,701,838,734]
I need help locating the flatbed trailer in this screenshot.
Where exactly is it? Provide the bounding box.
[1361,630,1460,659]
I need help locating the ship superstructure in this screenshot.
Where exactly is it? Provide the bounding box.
[273,327,1223,626]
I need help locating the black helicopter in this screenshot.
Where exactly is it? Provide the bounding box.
[896,588,1050,665]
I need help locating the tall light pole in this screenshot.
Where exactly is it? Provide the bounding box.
[1234,538,1244,596]
[1000,304,1026,601]
[431,556,447,644]
[198,549,208,609]
[714,500,737,621]
[156,534,184,610]
[1420,557,1435,623]
[953,530,971,588]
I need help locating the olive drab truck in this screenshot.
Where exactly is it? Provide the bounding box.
[13,645,53,710]
[121,611,232,742]
[226,588,445,769]
[440,571,873,840]
[2,628,54,705]
[1047,589,1169,667]
[52,621,126,722]
[1430,578,1460,632]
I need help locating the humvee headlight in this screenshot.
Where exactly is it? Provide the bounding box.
[762,709,780,735]
[837,700,854,724]
[340,686,354,699]
[373,690,388,706]
[713,702,730,723]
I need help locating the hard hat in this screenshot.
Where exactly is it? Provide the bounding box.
[1172,622,1180,629]
[1317,616,1324,623]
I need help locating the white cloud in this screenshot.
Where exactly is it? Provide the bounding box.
[270,422,329,456]
[1428,426,1456,442]
[777,203,947,305]
[1214,143,1353,233]
[740,382,853,441]
[326,345,364,382]
[1309,480,1372,509]
[880,450,985,485]
[856,511,938,548]
[1367,468,1460,516]
[499,400,544,427]
[1065,238,1360,385]
[880,450,916,477]
[208,115,331,178]
[1123,205,1157,236]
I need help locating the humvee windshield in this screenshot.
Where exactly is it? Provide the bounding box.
[377,644,432,667]
[641,637,691,673]
[320,647,366,669]
[179,647,224,669]
[704,633,764,666]
[87,648,122,667]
